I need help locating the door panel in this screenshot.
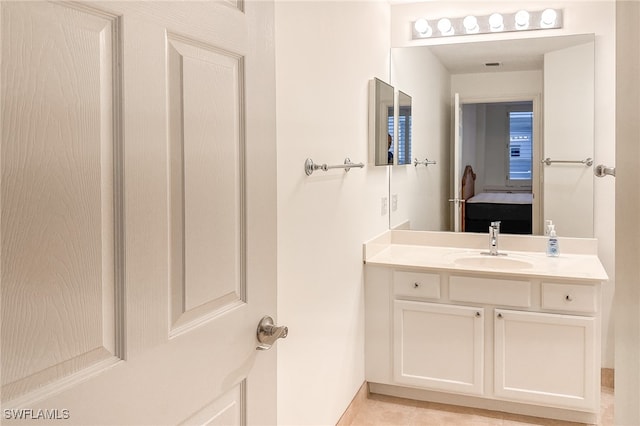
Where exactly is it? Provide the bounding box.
[179,383,244,426]
[1,1,277,424]
[1,1,122,402]
[167,33,246,333]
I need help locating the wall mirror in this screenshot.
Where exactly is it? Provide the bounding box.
[389,33,595,238]
[369,78,395,166]
[369,78,414,166]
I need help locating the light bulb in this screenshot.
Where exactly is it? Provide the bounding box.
[437,18,454,36]
[414,18,432,37]
[463,15,479,33]
[541,9,557,28]
[515,10,530,29]
[489,13,504,31]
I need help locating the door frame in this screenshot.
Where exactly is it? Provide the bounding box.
[454,94,542,235]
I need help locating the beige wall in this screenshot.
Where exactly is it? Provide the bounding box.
[274,1,390,424]
[615,1,640,423]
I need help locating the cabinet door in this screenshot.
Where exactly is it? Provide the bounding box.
[394,300,484,395]
[494,309,598,411]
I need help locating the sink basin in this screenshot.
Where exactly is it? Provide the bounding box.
[453,255,533,270]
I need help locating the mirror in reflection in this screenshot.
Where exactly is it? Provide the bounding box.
[395,91,412,165]
[460,101,535,235]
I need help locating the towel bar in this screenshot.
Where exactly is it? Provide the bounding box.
[414,158,437,167]
[541,157,593,167]
[304,158,364,176]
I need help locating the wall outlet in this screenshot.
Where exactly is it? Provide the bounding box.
[381,197,388,216]
[392,194,398,212]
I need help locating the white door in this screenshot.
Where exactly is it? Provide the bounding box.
[451,93,463,232]
[1,1,278,425]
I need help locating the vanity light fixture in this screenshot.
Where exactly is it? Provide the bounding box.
[437,18,454,36]
[414,18,432,37]
[540,8,558,28]
[515,10,530,30]
[489,13,504,32]
[463,15,479,34]
[412,8,562,40]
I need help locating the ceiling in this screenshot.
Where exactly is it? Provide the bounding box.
[424,33,595,74]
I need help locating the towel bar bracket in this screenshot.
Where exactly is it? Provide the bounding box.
[594,164,616,177]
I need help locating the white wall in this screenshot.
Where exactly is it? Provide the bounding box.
[453,73,542,198]
[615,1,640,423]
[274,1,390,424]
[544,42,595,238]
[391,0,616,368]
[452,70,542,99]
[390,46,451,231]
[461,103,478,178]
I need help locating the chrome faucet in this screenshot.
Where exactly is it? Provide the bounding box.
[488,221,501,256]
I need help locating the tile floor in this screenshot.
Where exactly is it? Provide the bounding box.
[339,384,614,426]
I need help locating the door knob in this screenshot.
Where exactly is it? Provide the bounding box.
[256,316,288,351]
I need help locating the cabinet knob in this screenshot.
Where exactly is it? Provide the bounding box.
[475,312,481,318]
[565,294,573,302]
[497,313,503,319]
[414,282,420,288]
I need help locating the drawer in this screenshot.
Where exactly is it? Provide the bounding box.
[394,271,440,300]
[449,275,531,307]
[542,282,598,313]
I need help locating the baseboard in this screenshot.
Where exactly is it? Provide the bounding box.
[336,382,368,426]
[602,367,614,389]
[338,369,613,425]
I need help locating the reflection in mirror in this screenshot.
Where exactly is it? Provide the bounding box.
[369,78,395,166]
[460,101,535,235]
[389,34,595,237]
[395,91,412,165]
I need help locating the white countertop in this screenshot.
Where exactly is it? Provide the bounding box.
[364,231,609,282]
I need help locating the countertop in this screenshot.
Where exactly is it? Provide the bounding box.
[364,231,609,282]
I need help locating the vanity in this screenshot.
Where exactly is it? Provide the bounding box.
[363,230,608,423]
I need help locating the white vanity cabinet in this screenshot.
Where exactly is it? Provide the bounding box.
[365,264,604,423]
[394,300,485,395]
[494,308,597,411]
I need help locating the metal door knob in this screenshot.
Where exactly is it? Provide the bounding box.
[256,316,288,351]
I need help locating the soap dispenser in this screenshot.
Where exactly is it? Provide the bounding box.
[546,225,559,257]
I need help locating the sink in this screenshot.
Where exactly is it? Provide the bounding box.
[453,255,534,270]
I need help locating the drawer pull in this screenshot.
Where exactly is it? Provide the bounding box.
[475,312,481,318]
[414,282,420,288]
[565,294,574,302]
